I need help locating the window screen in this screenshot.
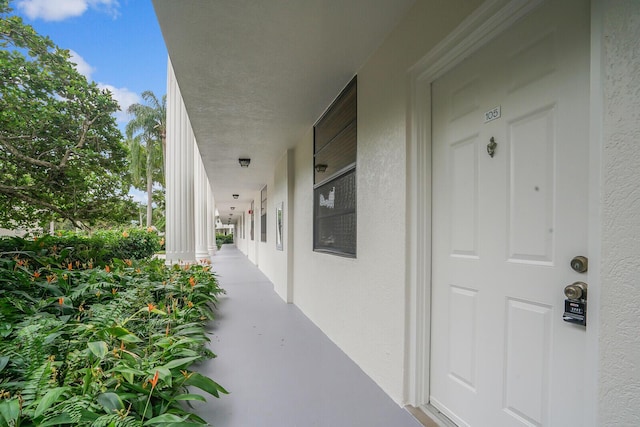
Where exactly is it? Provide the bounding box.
[250,200,254,241]
[313,76,357,257]
[261,186,267,242]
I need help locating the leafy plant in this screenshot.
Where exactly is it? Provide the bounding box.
[215,234,233,249]
[0,235,226,426]
[0,3,134,229]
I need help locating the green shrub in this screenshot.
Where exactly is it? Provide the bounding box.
[0,236,226,426]
[0,228,161,267]
[215,233,234,249]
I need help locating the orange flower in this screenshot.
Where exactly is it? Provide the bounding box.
[33,271,41,278]
[105,265,111,273]
[58,297,64,306]
[122,231,129,238]
[147,303,156,312]
[150,371,159,389]
[112,288,117,295]
[187,301,194,308]
[124,259,132,267]
[159,238,165,246]
[46,275,55,283]
[189,276,196,287]
[67,263,73,270]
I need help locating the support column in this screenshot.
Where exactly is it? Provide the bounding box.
[194,143,209,262]
[207,180,217,256]
[165,58,195,265]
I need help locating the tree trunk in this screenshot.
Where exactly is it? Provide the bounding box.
[146,139,154,228]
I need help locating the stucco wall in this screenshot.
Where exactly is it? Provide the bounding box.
[291,0,482,404]
[257,151,290,300]
[599,1,640,424]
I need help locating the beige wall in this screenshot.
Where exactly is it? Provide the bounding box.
[258,151,290,300]
[291,0,482,404]
[176,0,638,420]
[598,1,640,424]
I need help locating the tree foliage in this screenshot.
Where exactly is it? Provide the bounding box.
[126,91,166,227]
[0,3,134,229]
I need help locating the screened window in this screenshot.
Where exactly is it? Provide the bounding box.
[250,200,254,241]
[260,186,267,242]
[313,76,357,257]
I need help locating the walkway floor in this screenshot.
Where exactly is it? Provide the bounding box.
[191,244,422,427]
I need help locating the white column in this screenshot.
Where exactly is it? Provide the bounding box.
[194,143,209,261]
[207,180,217,256]
[165,58,195,264]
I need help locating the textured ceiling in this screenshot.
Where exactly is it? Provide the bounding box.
[152,0,415,222]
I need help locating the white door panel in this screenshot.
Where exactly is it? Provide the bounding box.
[430,1,590,425]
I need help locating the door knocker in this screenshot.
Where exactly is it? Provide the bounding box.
[487,137,497,158]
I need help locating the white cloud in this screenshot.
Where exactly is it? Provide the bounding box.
[59,50,139,124]
[129,187,147,204]
[68,50,95,80]
[98,83,141,124]
[16,0,119,22]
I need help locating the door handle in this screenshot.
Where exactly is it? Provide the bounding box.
[563,282,587,326]
[564,281,587,300]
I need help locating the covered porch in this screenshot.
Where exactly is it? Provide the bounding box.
[194,244,427,427]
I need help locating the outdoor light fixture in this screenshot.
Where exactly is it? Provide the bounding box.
[230,206,235,210]
[314,164,328,173]
[238,158,251,168]
[232,194,239,199]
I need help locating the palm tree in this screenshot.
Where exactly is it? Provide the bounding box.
[126,91,166,227]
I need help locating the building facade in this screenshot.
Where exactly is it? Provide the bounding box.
[155,1,640,425]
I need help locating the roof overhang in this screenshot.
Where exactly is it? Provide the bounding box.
[152,0,415,222]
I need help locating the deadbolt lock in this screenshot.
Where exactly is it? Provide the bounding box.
[570,256,588,273]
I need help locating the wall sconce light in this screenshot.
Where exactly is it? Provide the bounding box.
[230,206,235,210]
[238,158,251,168]
[314,164,328,173]
[232,194,239,199]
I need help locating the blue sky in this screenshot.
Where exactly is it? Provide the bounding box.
[12,0,168,203]
[13,0,167,125]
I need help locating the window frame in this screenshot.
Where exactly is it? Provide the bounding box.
[312,76,357,258]
[250,200,254,241]
[260,186,267,243]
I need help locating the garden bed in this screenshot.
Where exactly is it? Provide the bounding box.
[0,232,226,426]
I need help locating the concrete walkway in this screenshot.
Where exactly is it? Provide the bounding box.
[192,244,422,427]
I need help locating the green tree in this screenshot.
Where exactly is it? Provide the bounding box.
[126,91,166,228]
[0,2,133,229]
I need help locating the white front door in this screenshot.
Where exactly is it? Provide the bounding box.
[429,1,590,426]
